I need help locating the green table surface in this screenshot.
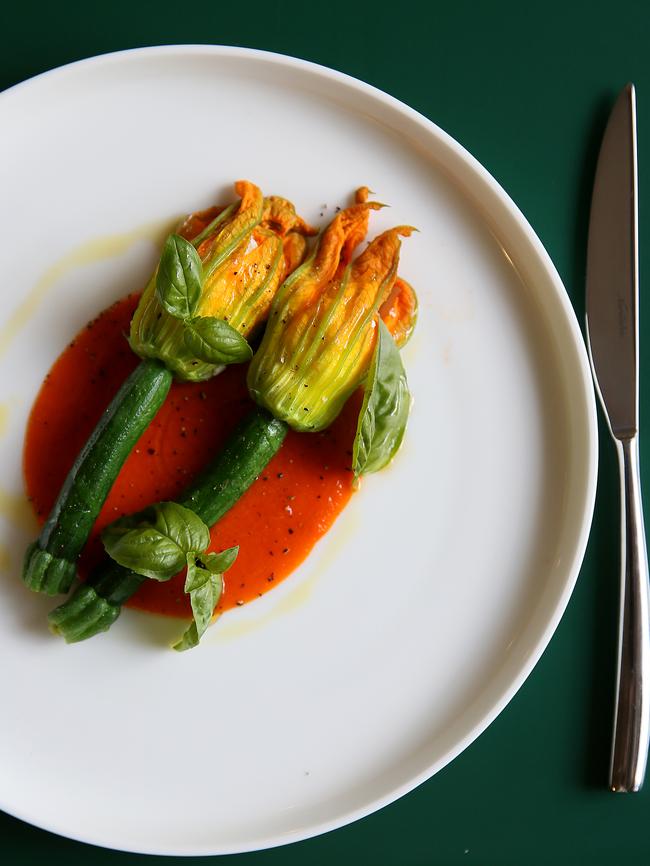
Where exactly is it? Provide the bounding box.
[2,1,649,863]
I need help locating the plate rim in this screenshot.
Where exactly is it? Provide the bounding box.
[0,43,598,855]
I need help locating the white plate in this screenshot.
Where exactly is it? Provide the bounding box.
[0,46,597,855]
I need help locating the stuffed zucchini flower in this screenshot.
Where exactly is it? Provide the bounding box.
[247,190,416,434]
[131,181,315,381]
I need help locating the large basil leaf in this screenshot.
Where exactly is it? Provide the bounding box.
[102,502,211,582]
[352,319,411,478]
[156,234,203,320]
[173,546,239,652]
[183,316,253,365]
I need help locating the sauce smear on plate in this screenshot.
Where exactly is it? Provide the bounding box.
[23,295,357,617]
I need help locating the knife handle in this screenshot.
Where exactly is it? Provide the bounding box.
[610,435,650,792]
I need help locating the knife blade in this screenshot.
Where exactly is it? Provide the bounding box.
[586,83,650,793]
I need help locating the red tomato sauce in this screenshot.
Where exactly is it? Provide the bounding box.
[23,295,357,618]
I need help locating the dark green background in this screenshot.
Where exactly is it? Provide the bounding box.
[2,1,649,863]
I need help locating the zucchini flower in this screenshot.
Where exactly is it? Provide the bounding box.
[247,192,416,432]
[130,181,315,381]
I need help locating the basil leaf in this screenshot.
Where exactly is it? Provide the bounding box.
[352,319,411,477]
[173,621,202,652]
[184,557,223,634]
[101,523,185,581]
[172,547,239,652]
[102,502,211,582]
[200,547,239,574]
[153,501,211,556]
[156,234,203,320]
[183,316,253,365]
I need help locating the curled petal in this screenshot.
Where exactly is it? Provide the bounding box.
[260,196,317,238]
[380,277,418,347]
[281,233,309,279]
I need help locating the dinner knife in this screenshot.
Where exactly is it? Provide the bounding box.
[586,83,650,792]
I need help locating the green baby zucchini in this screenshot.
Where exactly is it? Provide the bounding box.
[23,359,172,595]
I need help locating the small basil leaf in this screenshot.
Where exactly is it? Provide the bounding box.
[153,501,211,557]
[173,621,201,652]
[184,557,222,635]
[352,319,411,478]
[183,317,253,365]
[183,553,209,593]
[172,547,238,652]
[101,502,211,582]
[200,546,239,574]
[156,234,203,320]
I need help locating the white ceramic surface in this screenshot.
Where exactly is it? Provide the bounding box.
[0,47,597,855]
